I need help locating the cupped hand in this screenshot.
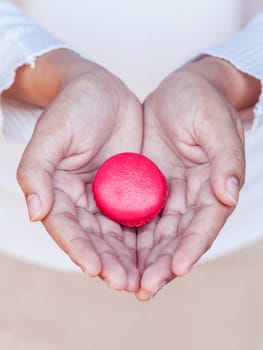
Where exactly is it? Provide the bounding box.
[136,65,245,300]
[17,57,143,292]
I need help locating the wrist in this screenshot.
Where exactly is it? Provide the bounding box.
[182,55,261,111]
[3,49,88,107]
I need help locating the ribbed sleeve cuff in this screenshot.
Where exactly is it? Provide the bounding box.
[0,0,78,93]
[202,13,263,131]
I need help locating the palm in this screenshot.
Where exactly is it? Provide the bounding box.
[136,87,236,300]
[44,170,139,292]
[26,74,143,292]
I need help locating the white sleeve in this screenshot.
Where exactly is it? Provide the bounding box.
[0,0,76,94]
[201,13,263,131]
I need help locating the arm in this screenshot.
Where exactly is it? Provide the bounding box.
[184,55,261,113]
[3,48,84,107]
[198,12,263,119]
[0,1,97,108]
[0,0,76,100]
[137,13,263,301]
[0,1,142,292]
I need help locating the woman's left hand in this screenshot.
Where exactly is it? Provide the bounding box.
[136,62,247,301]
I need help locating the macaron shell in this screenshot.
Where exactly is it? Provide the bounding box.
[92,153,167,227]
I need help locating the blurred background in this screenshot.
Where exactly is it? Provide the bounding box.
[1,1,263,349]
[0,240,263,350]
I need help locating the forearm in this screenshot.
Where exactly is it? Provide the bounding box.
[0,0,80,107]
[183,55,261,111]
[182,12,263,115]
[3,49,88,107]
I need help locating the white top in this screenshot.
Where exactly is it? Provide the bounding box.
[0,0,263,271]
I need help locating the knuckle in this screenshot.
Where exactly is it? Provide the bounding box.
[143,91,156,112]
[230,147,246,180]
[231,147,245,165]
[16,164,32,185]
[205,238,214,252]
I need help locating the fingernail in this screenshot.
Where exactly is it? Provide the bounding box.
[104,278,115,290]
[137,289,152,301]
[108,282,115,290]
[225,177,239,205]
[151,280,167,298]
[26,194,41,221]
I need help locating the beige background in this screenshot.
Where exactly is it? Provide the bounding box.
[0,240,262,350]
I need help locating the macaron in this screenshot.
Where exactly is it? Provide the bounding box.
[92,152,167,227]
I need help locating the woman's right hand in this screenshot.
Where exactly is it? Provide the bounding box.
[12,50,143,292]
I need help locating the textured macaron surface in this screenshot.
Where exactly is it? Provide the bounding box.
[92,152,167,227]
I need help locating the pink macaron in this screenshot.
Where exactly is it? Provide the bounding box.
[92,152,167,227]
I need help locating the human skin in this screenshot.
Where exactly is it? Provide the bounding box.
[4,51,261,300]
[136,56,261,300]
[4,49,143,292]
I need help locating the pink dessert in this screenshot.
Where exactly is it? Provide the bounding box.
[92,152,167,227]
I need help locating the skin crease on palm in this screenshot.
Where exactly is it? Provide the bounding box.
[15,58,144,293]
[136,71,244,301]
[5,50,260,301]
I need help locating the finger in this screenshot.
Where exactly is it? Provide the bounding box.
[198,110,245,207]
[78,211,129,286]
[137,254,174,301]
[115,255,140,292]
[136,278,170,302]
[86,232,128,291]
[238,107,254,124]
[135,289,152,302]
[185,163,210,207]
[177,208,195,234]
[86,183,100,214]
[136,238,179,301]
[94,215,128,291]
[54,171,89,209]
[98,250,127,291]
[136,178,186,292]
[77,207,101,236]
[154,178,186,243]
[17,112,70,221]
[140,235,180,291]
[122,226,140,292]
[123,226,137,263]
[136,218,158,273]
[172,181,232,276]
[43,189,102,277]
[98,216,139,292]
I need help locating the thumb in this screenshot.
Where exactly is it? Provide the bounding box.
[17,114,69,221]
[199,115,245,207]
